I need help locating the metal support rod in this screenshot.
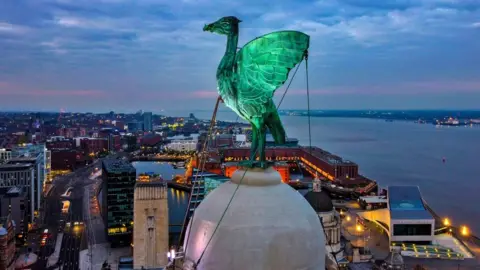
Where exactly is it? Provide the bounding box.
[179,96,222,247]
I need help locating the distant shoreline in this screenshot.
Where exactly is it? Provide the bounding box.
[277,110,480,125]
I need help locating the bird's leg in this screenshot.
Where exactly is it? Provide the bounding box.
[258,124,268,168]
[249,125,259,163]
[240,124,258,168]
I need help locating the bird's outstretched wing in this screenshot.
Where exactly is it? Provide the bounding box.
[235,31,309,112]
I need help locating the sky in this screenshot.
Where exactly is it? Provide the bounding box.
[0,0,479,113]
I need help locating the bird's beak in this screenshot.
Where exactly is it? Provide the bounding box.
[203,23,214,32]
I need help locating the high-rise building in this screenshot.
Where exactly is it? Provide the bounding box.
[101,159,136,247]
[133,178,168,269]
[0,164,34,232]
[143,112,153,132]
[9,144,49,214]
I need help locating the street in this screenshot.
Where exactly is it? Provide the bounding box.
[57,197,84,270]
[30,160,101,270]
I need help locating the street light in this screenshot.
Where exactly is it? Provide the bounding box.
[168,248,176,270]
[461,226,469,236]
[443,218,450,227]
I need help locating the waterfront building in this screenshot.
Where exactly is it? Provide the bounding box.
[358,186,435,245]
[102,159,136,247]
[223,162,290,183]
[304,177,347,269]
[0,149,12,164]
[143,112,153,132]
[221,146,376,195]
[133,179,168,269]
[0,215,16,270]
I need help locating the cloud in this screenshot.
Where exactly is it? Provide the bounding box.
[0,22,30,35]
[0,0,479,111]
[0,87,105,97]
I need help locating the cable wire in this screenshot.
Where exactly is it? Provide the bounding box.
[305,52,312,154]
[277,60,303,110]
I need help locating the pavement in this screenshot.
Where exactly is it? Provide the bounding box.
[80,163,110,270]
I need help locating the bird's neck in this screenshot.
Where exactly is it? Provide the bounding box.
[217,30,239,74]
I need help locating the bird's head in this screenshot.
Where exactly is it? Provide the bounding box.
[203,16,242,35]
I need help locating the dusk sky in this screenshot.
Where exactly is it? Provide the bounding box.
[1,0,479,113]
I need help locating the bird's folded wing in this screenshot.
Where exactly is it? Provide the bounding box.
[235,31,310,108]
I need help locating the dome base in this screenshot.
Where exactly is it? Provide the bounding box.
[183,167,325,270]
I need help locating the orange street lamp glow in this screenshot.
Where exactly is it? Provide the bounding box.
[461,226,469,236]
[443,218,450,226]
[346,215,351,222]
[356,225,363,232]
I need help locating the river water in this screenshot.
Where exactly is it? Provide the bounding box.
[161,110,480,235]
[131,162,189,235]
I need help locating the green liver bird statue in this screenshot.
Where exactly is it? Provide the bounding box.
[203,16,309,168]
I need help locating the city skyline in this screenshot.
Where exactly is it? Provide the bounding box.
[1,0,480,112]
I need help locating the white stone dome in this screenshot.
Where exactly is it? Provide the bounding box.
[183,166,325,270]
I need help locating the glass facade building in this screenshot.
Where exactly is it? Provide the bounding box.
[102,159,136,247]
[143,112,153,132]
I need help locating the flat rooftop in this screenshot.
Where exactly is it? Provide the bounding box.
[102,159,136,174]
[303,146,356,165]
[388,186,433,220]
[8,157,38,163]
[0,163,34,170]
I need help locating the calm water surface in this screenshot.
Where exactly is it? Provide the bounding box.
[167,110,480,235]
[131,162,189,234]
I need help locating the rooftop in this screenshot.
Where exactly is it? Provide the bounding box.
[103,159,136,174]
[303,146,356,165]
[7,157,37,163]
[388,186,433,220]
[0,163,34,170]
